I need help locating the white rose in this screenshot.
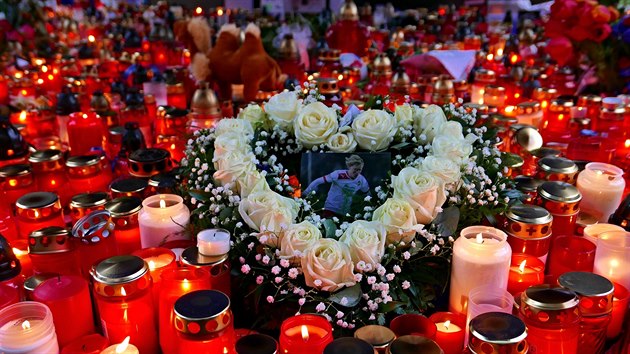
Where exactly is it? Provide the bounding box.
[436,121,465,140]
[238,103,269,129]
[214,118,254,137]
[339,220,386,272]
[238,190,299,234]
[431,135,474,163]
[301,238,356,292]
[420,156,461,185]
[294,102,339,148]
[214,132,251,158]
[213,150,257,187]
[394,104,413,126]
[412,104,447,143]
[372,198,421,245]
[352,109,397,151]
[392,167,447,224]
[264,91,302,132]
[326,127,357,153]
[237,170,271,198]
[279,221,322,261]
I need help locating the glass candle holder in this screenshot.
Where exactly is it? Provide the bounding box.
[29,150,71,206]
[109,178,148,200]
[65,155,112,194]
[542,98,573,134]
[15,192,65,240]
[515,100,543,127]
[60,333,108,354]
[577,95,602,130]
[465,285,514,346]
[71,210,118,278]
[67,112,105,156]
[28,226,81,277]
[181,247,231,297]
[387,335,443,354]
[10,239,31,279]
[449,226,512,316]
[576,163,625,223]
[507,254,545,296]
[503,204,553,263]
[598,107,625,134]
[105,197,142,255]
[537,181,582,239]
[158,268,211,354]
[147,173,178,195]
[127,148,172,178]
[389,314,437,339]
[353,325,395,354]
[483,85,506,109]
[279,314,333,354]
[536,156,578,184]
[514,176,545,204]
[427,312,465,354]
[155,106,189,139]
[546,236,595,284]
[92,255,158,353]
[582,222,624,245]
[167,84,187,110]
[0,301,59,353]
[608,282,629,339]
[32,276,95,348]
[471,69,496,104]
[0,164,35,207]
[172,290,236,354]
[467,312,528,354]
[68,192,110,225]
[131,247,176,305]
[593,231,630,291]
[522,147,561,177]
[139,194,190,248]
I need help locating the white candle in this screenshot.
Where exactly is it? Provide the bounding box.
[435,320,462,333]
[138,194,190,248]
[594,231,630,291]
[583,223,625,245]
[100,336,139,354]
[577,163,625,222]
[197,229,231,256]
[0,302,59,354]
[449,226,512,316]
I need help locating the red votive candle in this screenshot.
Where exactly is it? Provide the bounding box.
[0,283,20,308]
[69,192,110,225]
[131,247,176,308]
[15,192,65,240]
[507,254,545,296]
[608,282,629,339]
[545,236,595,284]
[71,210,119,278]
[28,150,71,206]
[28,226,81,277]
[11,239,33,278]
[32,275,95,348]
[181,246,231,297]
[105,197,143,255]
[389,313,437,340]
[158,268,211,354]
[280,314,334,354]
[0,164,35,207]
[428,312,465,354]
[61,333,109,354]
[66,155,112,195]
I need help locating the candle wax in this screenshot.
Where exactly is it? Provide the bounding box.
[284,325,328,340]
[0,318,41,333]
[435,322,462,333]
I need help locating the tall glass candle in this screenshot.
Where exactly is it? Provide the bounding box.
[71,210,118,278]
[546,236,595,284]
[279,314,333,354]
[105,197,142,255]
[0,302,59,354]
[28,227,81,277]
[537,181,582,239]
[389,314,437,339]
[172,290,236,353]
[582,223,625,246]
[471,69,496,104]
[68,192,110,225]
[507,254,544,296]
[138,194,190,248]
[131,247,176,308]
[66,155,112,195]
[0,164,35,207]
[60,333,108,354]
[67,112,105,156]
[32,276,95,348]
[503,204,553,263]
[607,282,629,339]
[29,150,70,206]
[593,231,630,291]
[15,192,65,240]
[92,255,158,354]
[576,163,625,222]
[181,247,231,297]
[465,286,514,346]
[449,226,512,315]
[428,312,465,354]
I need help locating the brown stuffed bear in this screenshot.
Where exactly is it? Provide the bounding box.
[177,19,283,103]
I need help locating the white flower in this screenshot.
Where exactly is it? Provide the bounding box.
[412,104,447,143]
[316,302,326,312]
[351,109,397,151]
[431,134,475,163]
[339,221,386,272]
[214,118,254,137]
[238,190,299,234]
[420,156,461,185]
[372,197,422,245]
[402,281,411,289]
[326,127,357,153]
[238,103,269,129]
[279,221,322,261]
[294,102,339,148]
[214,132,251,158]
[212,150,257,187]
[264,91,302,132]
[301,238,356,292]
[436,121,465,140]
[394,104,413,126]
[392,167,447,224]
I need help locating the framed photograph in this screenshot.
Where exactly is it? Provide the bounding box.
[300,152,391,218]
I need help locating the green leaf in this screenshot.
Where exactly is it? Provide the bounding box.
[219,206,234,220]
[391,142,412,150]
[323,219,337,239]
[379,301,405,313]
[433,206,460,237]
[188,190,212,202]
[329,284,362,308]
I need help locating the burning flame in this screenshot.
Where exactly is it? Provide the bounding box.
[8,179,17,187]
[82,113,88,119]
[21,320,31,330]
[444,320,451,330]
[12,247,25,256]
[148,260,156,271]
[195,7,202,15]
[217,8,224,16]
[223,348,228,354]
[88,35,95,43]
[121,287,127,296]
[159,199,166,208]
[47,74,54,81]
[475,233,484,244]
[518,260,526,273]
[514,93,520,99]
[625,139,630,148]
[15,72,22,79]
[504,106,515,114]
[170,143,176,150]
[182,278,190,291]
[301,325,309,341]
[41,66,48,73]
[338,74,344,81]
[486,53,494,61]
[496,48,504,57]
[115,336,131,353]
[18,111,26,122]
[510,54,518,64]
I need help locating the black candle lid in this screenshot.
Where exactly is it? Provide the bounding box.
[16,191,59,209]
[388,335,442,354]
[0,117,29,161]
[324,338,373,354]
[56,85,80,115]
[0,164,31,178]
[469,312,527,344]
[236,334,278,354]
[538,156,578,174]
[110,178,148,194]
[148,172,177,189]
[174,290,232,335]
[522,286,579,310]
[530,147,561,159]
[0,234,21,281]
[28,149,63,163]
[506,204,552,225]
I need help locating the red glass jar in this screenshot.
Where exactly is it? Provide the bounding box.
[599,106,625,134]
[471,69,496,105]
[158,268,212,354]
[68,192,110,225]
[120,105,151,149]
[522,147,561,177]
[66,155,112,194]
[156,106,189,139]
[504,204,553,264]
[520,286,580,354]
[0,164,35,207]
[542,98,573,136]
[71,210,119,278]
[536,156,578,184]
[28,226,81,277]
[546,236,595,284]
[104,197,142,255]
[29,149,71,206]
[558,272,613,354]
[577,95,602,130]
[15,192,65,240]
[109,178,148,199]
[316,78,343,107]
[167,84,188,110]
[181,246,231,297]
[172,290,236,353]
[105,126,124,161]
[537,181,582,240]
[67,112,105,156]
[92,255,159,353]
[514,176,545,205]
[0,196,18,241]
[279,314,333,354]
[466,312,528,354]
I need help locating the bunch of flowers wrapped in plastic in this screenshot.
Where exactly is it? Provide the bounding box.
[180,84,517,332]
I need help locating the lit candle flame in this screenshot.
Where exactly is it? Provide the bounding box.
[19,111,26,122]
[88,35,95,43]
[115,336,131,353]
[486,53,493,61]
[170,143,176,150]
[444,320,451,330]
[148,260,156,271]
[504,106,515,114]
[496,48,504,57]
[510,54,518,64]
[475,233,484,244]
[15,72,22,79]
[625,139,630,148]
[223,348,228,354]
[182,278,190,291]
[12,247,26,256]
[121,287,127,296]
[41,66,48,73]
[301,325,309,341]
[217,8,224,16]
[21,320,31,330]
[159,199,166,208]
[195,7,202,14]
[47,74,54,81]
[518,260,526,273]
[82,113,88,119]
[338,74,344,81]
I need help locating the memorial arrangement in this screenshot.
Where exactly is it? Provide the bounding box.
[0,0,629,353]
